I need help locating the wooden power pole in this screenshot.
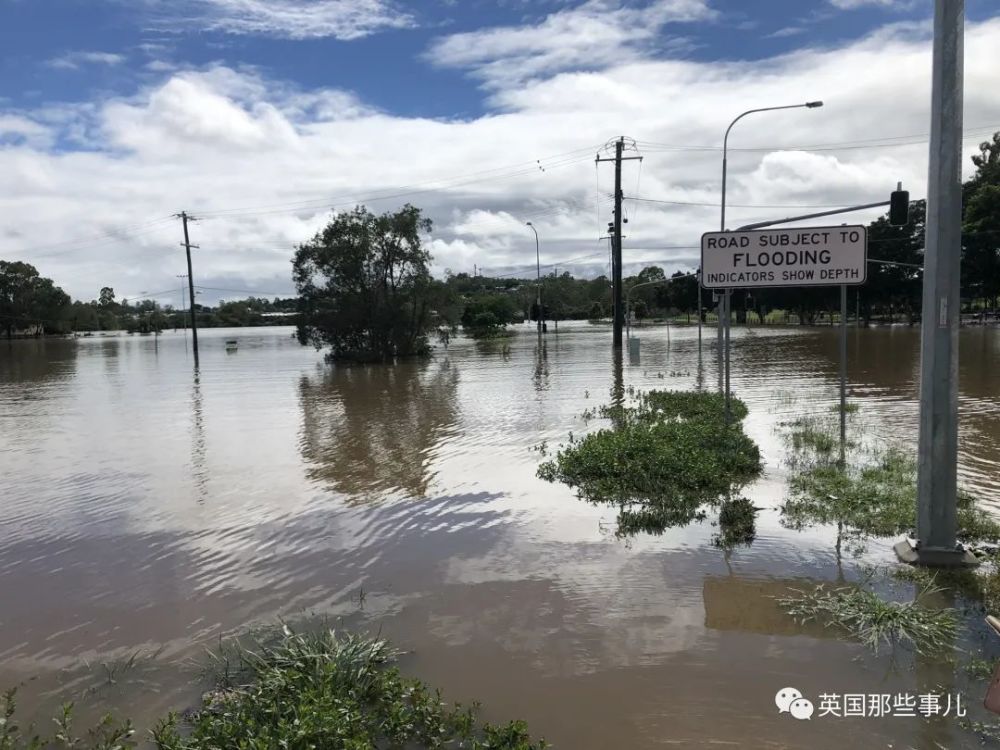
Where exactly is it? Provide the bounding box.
[596,137,641,350]
[178,211,200,368]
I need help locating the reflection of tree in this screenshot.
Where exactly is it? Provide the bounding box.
[0,338,78,384]
[298,359,459,500]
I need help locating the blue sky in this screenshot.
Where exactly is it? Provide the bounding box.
[5,0,997,120]
[2,0,1000,301]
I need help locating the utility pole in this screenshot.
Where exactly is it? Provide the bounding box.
[612,138,624,350]
[596,137,641,350]
[897,0,975,567]
[178,211,200,368]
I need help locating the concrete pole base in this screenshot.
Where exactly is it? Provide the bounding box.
[893,539,980,568]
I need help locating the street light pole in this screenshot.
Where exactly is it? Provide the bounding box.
[719,100,824,419]
[896,0,974,567]
[527,222,542,335]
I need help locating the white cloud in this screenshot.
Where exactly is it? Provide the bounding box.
[426,0,716,90]
[4,16,1000,303]
[165,0,415,40]
[0,116,53,149]
[767,26,805,38]
[829,0,907,9]
[46,51,126,70]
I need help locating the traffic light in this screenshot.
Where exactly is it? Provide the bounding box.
[889,183,909,226]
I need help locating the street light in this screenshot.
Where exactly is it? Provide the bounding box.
[526,222,542,334]
[718,100,824,418]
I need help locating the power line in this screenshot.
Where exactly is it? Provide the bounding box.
[634,123,999,154]
[625,196,863,209]
[194,146,604,220]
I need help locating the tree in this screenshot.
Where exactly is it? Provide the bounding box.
[963,134,1000,308]
[461,293,518,338]
[99,287,116,308]
[0,261,71,338]
[633,299,648,325]
[293,205,435,362]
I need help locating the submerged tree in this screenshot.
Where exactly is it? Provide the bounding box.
[293,205,437,363]
[0,260,71,337]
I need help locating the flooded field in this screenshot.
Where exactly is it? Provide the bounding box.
[3,322,1000,748]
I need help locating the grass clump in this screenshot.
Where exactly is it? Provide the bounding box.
[154,627,546,750]
[781,441,1000,546]
[785,417,837,455]
[538,390,762,536]
[0,691,135,749]
[2,628,546,750]
[777,583,959,655]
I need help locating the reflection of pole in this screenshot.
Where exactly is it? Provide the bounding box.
[910,0,967,566]
[840,284,847,465]
[611,346,625,430]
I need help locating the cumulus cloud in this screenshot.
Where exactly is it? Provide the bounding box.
[161,0,415,40]
[46,51,126,70]
[426,0,716,89]
[4,16,1000,303]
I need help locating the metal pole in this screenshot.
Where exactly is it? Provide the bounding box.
[527,222,542,334]
[697,272,702,352]
[900,0,969,567]
[717,294,724,393]
[840,284,847,464]
[718,102,823,414]
[724,290,731,422]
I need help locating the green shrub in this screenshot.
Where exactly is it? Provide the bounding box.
[538,390,762,536]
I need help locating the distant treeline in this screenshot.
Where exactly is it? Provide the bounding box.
[4,132,999,341]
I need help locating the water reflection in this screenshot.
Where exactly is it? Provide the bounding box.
[190,370,208,503]
[0,338,77,385]
[532,339,548,391]
[298,359,459,500]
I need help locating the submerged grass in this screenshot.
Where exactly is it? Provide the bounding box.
[2,628,546,750]
[538,390,762,536]
[780,417,1000,547]
[777,583,959,655]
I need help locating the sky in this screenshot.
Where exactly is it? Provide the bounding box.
[2,0,1000,305]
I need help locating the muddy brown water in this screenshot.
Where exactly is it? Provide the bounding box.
[3,323,1000,748]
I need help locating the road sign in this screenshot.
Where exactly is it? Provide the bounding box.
[700,225,867,289]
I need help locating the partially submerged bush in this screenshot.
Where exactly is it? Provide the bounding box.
[782,446,1000,544]
[2,629,546,750]
[713,497,758,550]
[538,390,762,536]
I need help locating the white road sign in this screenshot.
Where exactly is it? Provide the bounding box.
[701,225,867,289]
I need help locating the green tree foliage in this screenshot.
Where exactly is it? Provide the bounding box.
[461,293,519,338]
[293,205,437,362]
[0,261,71,338]
[963,134,1000,307]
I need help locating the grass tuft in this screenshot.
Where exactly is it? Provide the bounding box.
[2,628,546,750]
[777,583,959,655]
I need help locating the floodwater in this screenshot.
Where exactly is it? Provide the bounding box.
[2,323,1000,748]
